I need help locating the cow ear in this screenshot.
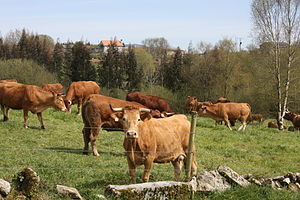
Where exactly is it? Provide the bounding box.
[110,112,123,122]
[140,112,152,121]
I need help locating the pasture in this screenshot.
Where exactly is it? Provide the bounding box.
[0,107,300,199]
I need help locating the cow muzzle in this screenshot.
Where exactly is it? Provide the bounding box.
[126,130,138,139]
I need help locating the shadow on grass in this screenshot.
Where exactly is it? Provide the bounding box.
[46,147,125,157]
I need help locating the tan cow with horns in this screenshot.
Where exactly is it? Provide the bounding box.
[110,106,197,184]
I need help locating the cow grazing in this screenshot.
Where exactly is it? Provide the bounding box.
[185,96,198,113]
[41,83,64,94]
[0,79,17,83]
[0,83,66,128]
[198,103,251,131]
[216,97,230,103]
[64,81,100,115]
[248,113,263,123]
[284,111,300,129]
[126,91,173,112]
[110,106,197,183]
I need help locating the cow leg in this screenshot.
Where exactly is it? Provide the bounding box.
[1,105,9,121]
[143,159,154,182]
[77,99,82,115]
[238,121,247,131]
[90,128,100,156]
[172,156,184,181]
[37,112,45,129]
[126,157,137,184]
[82,127,90,155]
[224,117,232,131]
[23,110,29,128]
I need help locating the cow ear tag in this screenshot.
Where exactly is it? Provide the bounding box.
[114,117,119,122]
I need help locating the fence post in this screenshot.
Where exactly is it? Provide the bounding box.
[185,111,197,181]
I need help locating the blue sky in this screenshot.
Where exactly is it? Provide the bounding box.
[0,0,252,50]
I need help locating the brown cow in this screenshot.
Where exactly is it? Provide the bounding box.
[82,94,154,156]
[283,111,300,129]
[110,106,197,183]
[64,81,100,115]
[126,91,173,112]
[198,103,251,131]
[185,96,198,113]
[248,113,263,123]
[0,83,66,128]
[41,83,64,94]
[267,121,287,129]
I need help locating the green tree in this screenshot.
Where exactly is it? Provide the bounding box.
[125,45,142,90]
[70,41,97,81]
[164,47,184,91]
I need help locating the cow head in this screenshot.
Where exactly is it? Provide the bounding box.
[64,99,73,113]
[53,94,67,112]
[283,110,296,121]
[110,106,151,139]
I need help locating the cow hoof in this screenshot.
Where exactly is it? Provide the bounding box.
[24,126,28,129]
[3,117,8,121]
[41,126,45,129]
[83,151,89,155]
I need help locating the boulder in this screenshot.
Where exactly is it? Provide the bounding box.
[13,168,40,198]
[0,179,11,197]
[56,185,83,199]
[196,170,231,192]
[105,181,195,200]
[217,166,251,187]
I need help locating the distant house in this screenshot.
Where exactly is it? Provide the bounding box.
[100,40,125,52]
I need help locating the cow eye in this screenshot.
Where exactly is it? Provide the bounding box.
[138,118,141,121]
[122,118,126,121]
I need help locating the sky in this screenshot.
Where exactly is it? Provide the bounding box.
[0,0,253,50]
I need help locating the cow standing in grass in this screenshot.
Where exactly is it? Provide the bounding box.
[198,102,251,131]
[0,83,66,128]
[82,94,167,156]
[64,81,100,115]
[284,111,300,130]
[110,106,197,183]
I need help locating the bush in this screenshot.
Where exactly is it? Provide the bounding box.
[0,59,58,86]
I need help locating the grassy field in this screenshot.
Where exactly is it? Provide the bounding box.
[0,107,300,199]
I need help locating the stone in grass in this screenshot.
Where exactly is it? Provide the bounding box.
[217,165,251,187]
[56,185,83,199]
[196,170,231,192]
[13,168,40,198]
[105,181,194,200]
[0,179,11,197]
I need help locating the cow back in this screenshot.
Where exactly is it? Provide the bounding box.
[42,83,63,94]
[66,81,100,101]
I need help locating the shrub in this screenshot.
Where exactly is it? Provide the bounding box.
[0,59,58,86]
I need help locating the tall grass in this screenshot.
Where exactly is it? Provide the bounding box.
[0,108,299,199]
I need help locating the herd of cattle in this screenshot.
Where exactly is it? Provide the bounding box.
[0,79,299,183]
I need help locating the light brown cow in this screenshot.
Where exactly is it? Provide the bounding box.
[82,94,152,156]
[0,83,67,128]
[64,81,100,115]
[110,106,197,183]
[0,79,17,83]
[284,111,300,129]
[41,83,64,94]
[185,96,198,113]
[248,113,263,123]
[198,103,251,131]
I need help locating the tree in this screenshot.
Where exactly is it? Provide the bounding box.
[251,0,300,129]
[142,37,170,59]
[125,45,142,90]
[70,41,97,81]
[164,47,184,91]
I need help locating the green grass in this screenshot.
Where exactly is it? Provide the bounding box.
[0,108,299,199]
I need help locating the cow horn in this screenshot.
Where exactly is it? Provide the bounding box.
[139,108,151,113]
[110,104,123,112]
[166,112,175,115]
